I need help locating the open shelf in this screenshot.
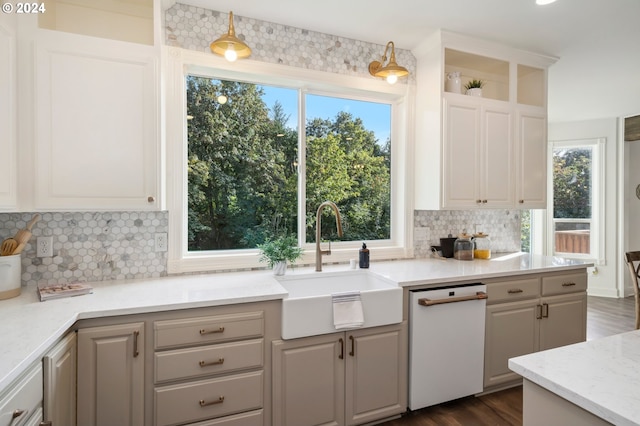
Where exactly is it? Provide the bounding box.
[517,65,545,107]
[444,48,509,102]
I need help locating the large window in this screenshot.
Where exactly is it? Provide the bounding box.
[547,139,604,260]
[186,77,391,252]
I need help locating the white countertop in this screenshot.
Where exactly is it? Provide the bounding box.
[368,252,590,286]
[0,253,590,392]
[0,270,287,391]
[509,330,640,426]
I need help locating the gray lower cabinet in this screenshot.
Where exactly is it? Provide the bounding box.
[152,309,272,426]
[77,322,145,426]
[272,322,407,426]
[43,331,77,426]
[484,272,587,390]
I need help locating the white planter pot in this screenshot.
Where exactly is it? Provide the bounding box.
[273,261,287,276]
[466,88,483,97]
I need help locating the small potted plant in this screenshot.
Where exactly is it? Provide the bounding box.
[257,235,304,276]
[464,79,485,97]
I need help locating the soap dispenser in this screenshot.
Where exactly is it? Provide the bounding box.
[359,243,370,268]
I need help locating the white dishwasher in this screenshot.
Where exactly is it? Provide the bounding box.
[409,283,487,410]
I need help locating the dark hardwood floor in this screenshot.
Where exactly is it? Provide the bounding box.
[380,296,636,426]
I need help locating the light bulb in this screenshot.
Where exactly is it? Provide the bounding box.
[224,44,238,62]
[386,74,398,85]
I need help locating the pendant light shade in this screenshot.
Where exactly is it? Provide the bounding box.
[210,11,252,62]
[368,41,409,84]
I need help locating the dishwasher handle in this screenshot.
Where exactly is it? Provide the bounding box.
[418,291,488,307]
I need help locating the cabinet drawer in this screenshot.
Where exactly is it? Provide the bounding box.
[190,409,263,426]
[154,371,263,426]
[0,363,42,426]
[155,339,264,383]
[542,273,587,296]
[155,311,264,349]
[486,278,540,304]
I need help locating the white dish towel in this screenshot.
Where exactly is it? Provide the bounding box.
[332,291,364,329]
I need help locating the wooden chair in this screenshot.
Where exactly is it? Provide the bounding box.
[625,251,640,329]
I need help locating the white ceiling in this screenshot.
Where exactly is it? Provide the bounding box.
[176,0,640,123]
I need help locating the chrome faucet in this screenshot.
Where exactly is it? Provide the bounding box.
[315,201,344,272]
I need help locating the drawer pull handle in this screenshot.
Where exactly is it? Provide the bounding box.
[199,396,225,407]
[339,338,344,359]
[349,335,355,357]
[200,326,225,335]
[199,358,225,367]
[12,409,26,419]
[562,282,576,287]
[508,288,524,294]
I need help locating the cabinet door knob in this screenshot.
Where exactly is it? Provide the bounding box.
[482,200,488,204]
[519,199,524,204]
[349,335,355,357]
[476,199,482,204]
[148,196,155,203]
[338,338,344,359]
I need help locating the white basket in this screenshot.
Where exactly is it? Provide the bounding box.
[0,254,21,300]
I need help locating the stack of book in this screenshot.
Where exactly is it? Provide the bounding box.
[37,283,93,302]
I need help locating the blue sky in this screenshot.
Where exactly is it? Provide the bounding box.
[261,85,391,144]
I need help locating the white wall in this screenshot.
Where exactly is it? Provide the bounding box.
[548,118,620,297]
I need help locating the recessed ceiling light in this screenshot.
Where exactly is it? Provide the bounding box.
[536,0,557,4]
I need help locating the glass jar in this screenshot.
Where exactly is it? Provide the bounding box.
[473,232,491,259]
[453,233,474,260]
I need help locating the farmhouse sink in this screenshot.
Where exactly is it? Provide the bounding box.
[276,269,402,339]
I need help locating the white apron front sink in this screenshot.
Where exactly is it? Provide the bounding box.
[276,269,402,339]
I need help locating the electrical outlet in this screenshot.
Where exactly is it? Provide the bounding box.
[37,236,53,257]
[155,233,168,252]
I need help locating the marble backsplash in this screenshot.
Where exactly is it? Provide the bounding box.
[0,211,168,286]
[0,209,523,287]
[413,209,523,258]
[165,3,416,83]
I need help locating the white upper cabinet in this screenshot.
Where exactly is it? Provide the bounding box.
[34,30,159,210]
[0,14,17,210]
[516,107,547,208]
[442,96,514,208]
[414,30,556,210]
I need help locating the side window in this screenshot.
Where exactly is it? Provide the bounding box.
[548,139,604,260]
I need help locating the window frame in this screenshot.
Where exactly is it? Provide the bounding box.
[544,138,605,263]
[165,47,413,274]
